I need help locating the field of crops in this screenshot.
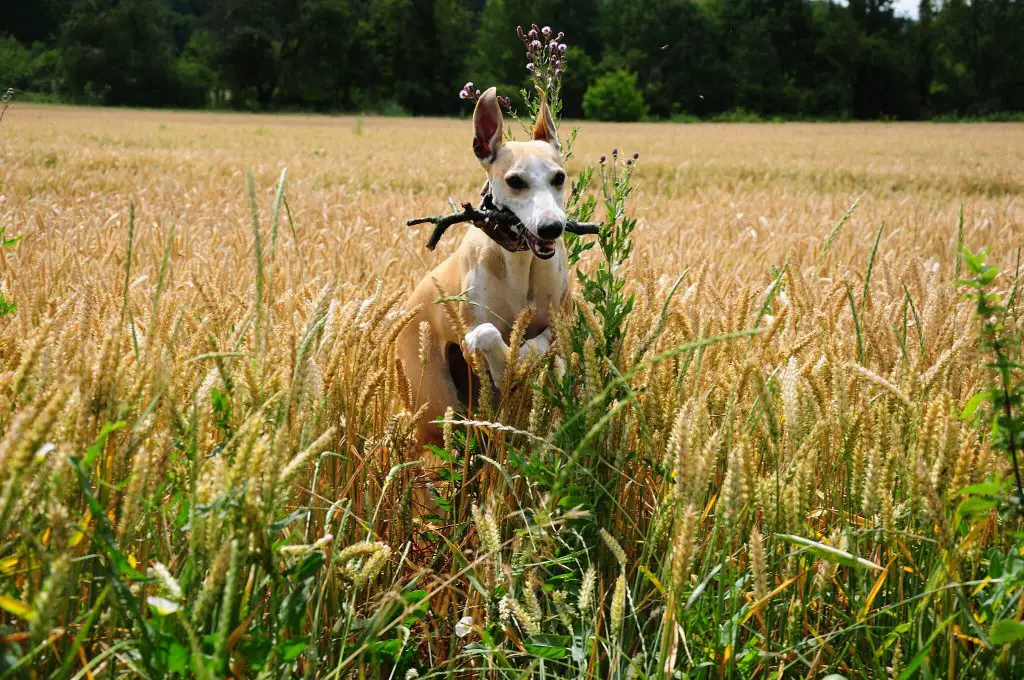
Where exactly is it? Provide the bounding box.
[1,105,1023,678]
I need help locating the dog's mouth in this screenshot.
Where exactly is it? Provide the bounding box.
[523,229,558,259]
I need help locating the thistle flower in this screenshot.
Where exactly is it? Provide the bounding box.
[542,26,551,36]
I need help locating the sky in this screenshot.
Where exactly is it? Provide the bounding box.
[894,0,919,18]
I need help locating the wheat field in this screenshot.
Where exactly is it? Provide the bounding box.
[1,105,1023,678]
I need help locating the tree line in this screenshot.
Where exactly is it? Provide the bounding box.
[2,0,1022,120]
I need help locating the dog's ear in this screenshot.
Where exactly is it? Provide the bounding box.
[473,87,504,164]
[532,91,559,150]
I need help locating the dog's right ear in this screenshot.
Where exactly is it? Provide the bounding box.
[473,87,504,164]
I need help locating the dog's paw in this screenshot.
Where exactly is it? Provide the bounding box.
[465,323,503,355]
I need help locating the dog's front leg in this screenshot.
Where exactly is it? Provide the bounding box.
[518,327,552,361]
[465,323,509,384]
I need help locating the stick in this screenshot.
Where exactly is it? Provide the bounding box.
[407,203,600,250]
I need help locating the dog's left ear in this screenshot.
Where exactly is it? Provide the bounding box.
[532,91,559,150]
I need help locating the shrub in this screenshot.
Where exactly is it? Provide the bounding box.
[711,107,765,123]
[0,38,34,92]
[582,69,648,122]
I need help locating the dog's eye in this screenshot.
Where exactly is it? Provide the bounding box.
[505,175,528,191]
[552,171,566,187]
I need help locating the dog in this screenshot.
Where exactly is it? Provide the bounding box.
[396,87,570,450]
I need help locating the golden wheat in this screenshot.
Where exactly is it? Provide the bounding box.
[1,104,1022,676]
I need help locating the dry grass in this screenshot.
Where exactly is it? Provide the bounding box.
[1,104,1023,678]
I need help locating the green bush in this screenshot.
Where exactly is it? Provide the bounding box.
[582,69,648,122]
[0,37,34,91]
[711,107,765,123]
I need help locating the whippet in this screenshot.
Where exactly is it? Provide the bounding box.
[397,87,569,449]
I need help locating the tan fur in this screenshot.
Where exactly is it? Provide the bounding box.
[396,89,569,454]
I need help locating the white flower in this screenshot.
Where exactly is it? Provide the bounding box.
[455,615,473,638]
[147,596,180,616]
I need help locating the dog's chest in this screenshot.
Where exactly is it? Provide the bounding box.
[470,249,567,334]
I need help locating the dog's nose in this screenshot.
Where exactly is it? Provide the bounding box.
[537,221,563,240]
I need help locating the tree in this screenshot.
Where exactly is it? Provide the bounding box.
[60,0,182,106]
[583,69,648,121]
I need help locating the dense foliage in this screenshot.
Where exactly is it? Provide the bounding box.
[2,0,1023,119]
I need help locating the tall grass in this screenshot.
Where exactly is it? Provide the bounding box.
[1,103,1023,676]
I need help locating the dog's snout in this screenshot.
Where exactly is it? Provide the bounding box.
[537,221,563,240]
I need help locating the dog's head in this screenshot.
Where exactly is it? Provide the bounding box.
[472,87,565,260]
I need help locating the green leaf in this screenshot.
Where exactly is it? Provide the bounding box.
[280,638,308,661]
[899,614,956,680]
[525,634,570,660]
[168,643,189,674]
[990,619,1024,645]
[957,478,1006,497]
[961,391,994,421]
[956,496,997,519]
[777,534,883,571]
[83,421,127,468]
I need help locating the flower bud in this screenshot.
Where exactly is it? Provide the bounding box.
[526,63,535,72]
[612,148,618,157]
[465,81,473,90]
[517,26,526,41]
[599,155,606,163]
[556,32,565,41]
[633,152,640,160]
[528,28,537,39]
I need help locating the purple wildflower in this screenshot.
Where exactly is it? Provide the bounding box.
[542,26,551,36]
[633,152,640,160]
[528,28,537,39]
[612,148,618,158]
[558,43,567,53]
